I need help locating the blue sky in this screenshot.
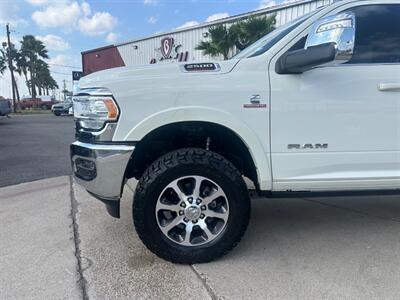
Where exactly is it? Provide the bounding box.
[0,0,288,97]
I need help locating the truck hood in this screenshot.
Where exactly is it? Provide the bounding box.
[79,59,240,89]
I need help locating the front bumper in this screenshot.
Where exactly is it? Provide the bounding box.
[52,107,69,113]
[70,141,135,216]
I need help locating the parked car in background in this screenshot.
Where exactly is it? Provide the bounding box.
[0,98,11,117]
[20,97,58,110]
[52,97,73,116]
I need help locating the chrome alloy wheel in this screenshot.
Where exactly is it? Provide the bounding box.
[155,175,229,247]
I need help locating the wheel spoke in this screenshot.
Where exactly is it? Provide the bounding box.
[203,189,225,205]
[182,223,193,246]
[206,210,229,221]
[168,181,186,202]
[160,216,184,234]
[199,221,217,240]
[156,202,180,213]
[192,176,203,198]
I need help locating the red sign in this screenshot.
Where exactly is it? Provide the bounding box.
[161,37,174,59]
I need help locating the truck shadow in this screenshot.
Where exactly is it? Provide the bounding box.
[229,195,400,260]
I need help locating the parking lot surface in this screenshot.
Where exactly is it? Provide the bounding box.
[1,114,400,299]
[1,177,400,299]
[0,114,74,187]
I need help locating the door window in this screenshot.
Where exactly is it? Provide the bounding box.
[347,5,400,64]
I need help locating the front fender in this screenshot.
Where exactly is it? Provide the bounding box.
[122,106,271,190]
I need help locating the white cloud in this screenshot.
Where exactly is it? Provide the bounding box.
[36,34,70,51]
[31,1,117,36]
[205,12,229,23]
[0,1,28,27]
[105,32,119,43]
[25,0,65,5]
[144,0,159,5]
[81,1,91,16]
[258,0,298,9]
[79,12,118,36]
[177,20,199,29]
[258,0,277,9]
[47,54,69,66]
[147,16,158,24]
[32,2,82,30]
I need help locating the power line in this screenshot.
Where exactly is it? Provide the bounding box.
[48,63,81,69]
[50,70,72,76]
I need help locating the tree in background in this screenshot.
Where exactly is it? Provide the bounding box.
[14,51,30,96]
[1,33,59,109]
[1,42,21,104]
[195,24,236,60]
[19,35,49,99]
[0,48,6,75]
[196,15,277,59]
[231,15,276,50]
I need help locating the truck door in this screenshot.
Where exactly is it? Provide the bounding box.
[269,3,400,191]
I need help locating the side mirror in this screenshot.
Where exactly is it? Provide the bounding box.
[276,12,355,74]
[276,43,336,74]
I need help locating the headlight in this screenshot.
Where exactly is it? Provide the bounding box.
[73,91,119,131]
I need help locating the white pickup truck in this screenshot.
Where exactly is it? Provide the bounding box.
[71,0,400,263]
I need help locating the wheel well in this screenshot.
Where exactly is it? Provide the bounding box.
[125,121,259,188]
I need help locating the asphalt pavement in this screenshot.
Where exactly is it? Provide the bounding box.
[0,114,75,187]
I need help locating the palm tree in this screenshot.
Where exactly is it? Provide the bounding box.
[232,15,277,50]
[1,43,21,106]
[15,51,31,96]
[34,59,50,96]
[45,76,59,96]
[0,49,6,75]
[196,15,277,59]
[195,24,236,60]
[20,35,48,99]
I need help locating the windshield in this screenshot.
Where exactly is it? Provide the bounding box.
[233,10,319,59]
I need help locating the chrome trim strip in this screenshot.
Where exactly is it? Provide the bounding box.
[73,141,135,151]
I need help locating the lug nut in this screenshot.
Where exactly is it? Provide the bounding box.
[180,202,186,208]
[201,205,207,211]
[193,220,198,224]
[184,218,189,223]
[200,214,205,219]
[196,199,202,205]
[188,197,193,204]
[179,210,184,216]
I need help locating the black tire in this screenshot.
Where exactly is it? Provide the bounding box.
[133,148,251,264]
[54,111,61,116]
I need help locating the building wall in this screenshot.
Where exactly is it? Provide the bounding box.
[82,0,334,74]
[82,46,125,76]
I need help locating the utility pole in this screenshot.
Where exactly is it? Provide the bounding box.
[6,23,17,113]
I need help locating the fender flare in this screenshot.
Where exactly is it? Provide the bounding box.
[123,106,271,190]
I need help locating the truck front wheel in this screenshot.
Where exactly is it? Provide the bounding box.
[133,148,250,264]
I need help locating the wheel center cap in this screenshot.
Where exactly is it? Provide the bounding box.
[185,206,201,220]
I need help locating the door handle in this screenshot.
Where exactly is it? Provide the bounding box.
[378,83,400,92]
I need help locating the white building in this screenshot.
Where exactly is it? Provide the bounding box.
[82,0,334,75]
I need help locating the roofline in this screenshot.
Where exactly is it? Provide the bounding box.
[84,0,334,53]
[81,44,117,55]
[117,0,331,47]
